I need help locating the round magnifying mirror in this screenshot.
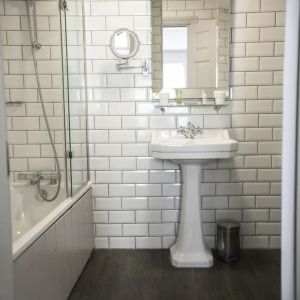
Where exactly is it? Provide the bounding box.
[110,28,140,59]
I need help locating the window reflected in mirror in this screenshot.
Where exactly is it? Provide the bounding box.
[163,27,187,89]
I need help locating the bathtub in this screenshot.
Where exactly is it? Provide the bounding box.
[12,182,94,300]
[11,184,65,247]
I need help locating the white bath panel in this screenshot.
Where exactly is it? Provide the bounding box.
[13,188,94,300]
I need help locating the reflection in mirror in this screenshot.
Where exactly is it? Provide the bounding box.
[152,0,230,99]
[110,28,140,59]
[163,27,187,88]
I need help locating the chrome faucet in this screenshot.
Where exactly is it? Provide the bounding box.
[30,172,45,185]
[18,172,58,185]
[177,122,203,139]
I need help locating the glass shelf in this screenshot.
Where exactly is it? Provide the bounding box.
[154,99,229,112]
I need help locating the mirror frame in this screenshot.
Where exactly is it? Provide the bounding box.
[110,28,140,59]
[151,0,231,100]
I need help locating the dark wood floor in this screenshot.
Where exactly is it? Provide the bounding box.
[69,249,280,300]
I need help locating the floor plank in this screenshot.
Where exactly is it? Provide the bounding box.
[68,250,280,300]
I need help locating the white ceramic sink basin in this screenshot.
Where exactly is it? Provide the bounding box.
[150,129,238,268]
[151,129,238,160]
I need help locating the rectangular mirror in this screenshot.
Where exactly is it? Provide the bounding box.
[151,0,230,99]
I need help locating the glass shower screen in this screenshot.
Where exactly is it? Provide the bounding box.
[60,0,89,196]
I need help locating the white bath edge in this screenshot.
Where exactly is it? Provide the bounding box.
[12,181,93,261]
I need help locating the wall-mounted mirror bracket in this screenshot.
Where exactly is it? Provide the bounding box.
[116,58,150,75]
[110,28,149,75]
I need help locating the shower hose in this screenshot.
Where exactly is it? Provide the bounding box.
[26,0,61,201]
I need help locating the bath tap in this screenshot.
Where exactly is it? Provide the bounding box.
[177,122,203,139]
[18,172,58,185]
[30,172,45,185]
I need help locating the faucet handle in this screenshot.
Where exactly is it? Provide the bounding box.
[177,122,202,139]
[32,171,40,179]
[187,122,196,129]
[30,172,44,185]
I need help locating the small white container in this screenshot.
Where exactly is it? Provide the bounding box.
[214,90,226,105]
[159,92,169,106]
[201,90,208,104]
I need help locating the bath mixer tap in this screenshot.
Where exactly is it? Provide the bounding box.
[18,172,58,185]
[30,172,45,185]
[177,122,203,139]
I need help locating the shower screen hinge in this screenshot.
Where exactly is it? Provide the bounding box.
[59,0,68,11]
[67,151,73,159]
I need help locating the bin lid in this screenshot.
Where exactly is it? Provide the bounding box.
[217,220,240,229]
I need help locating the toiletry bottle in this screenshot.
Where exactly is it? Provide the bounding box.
[202,90,208,105]
[159,92,169,106]
[214,90,226,105]
[176,89,182,105]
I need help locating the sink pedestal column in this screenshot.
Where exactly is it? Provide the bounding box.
[170,163,213,268]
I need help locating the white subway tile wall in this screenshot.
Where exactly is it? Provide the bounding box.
[86,0,284,250]
[2,0,89,190]
[1,0,65,183]
[2,0,284,249]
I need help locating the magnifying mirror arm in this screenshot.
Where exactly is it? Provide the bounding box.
[116,59,129,70]
[116,59,149,75]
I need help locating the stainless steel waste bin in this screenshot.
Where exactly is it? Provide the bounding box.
[216,221,240,263]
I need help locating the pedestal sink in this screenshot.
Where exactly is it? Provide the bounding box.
[150,129,238,268]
